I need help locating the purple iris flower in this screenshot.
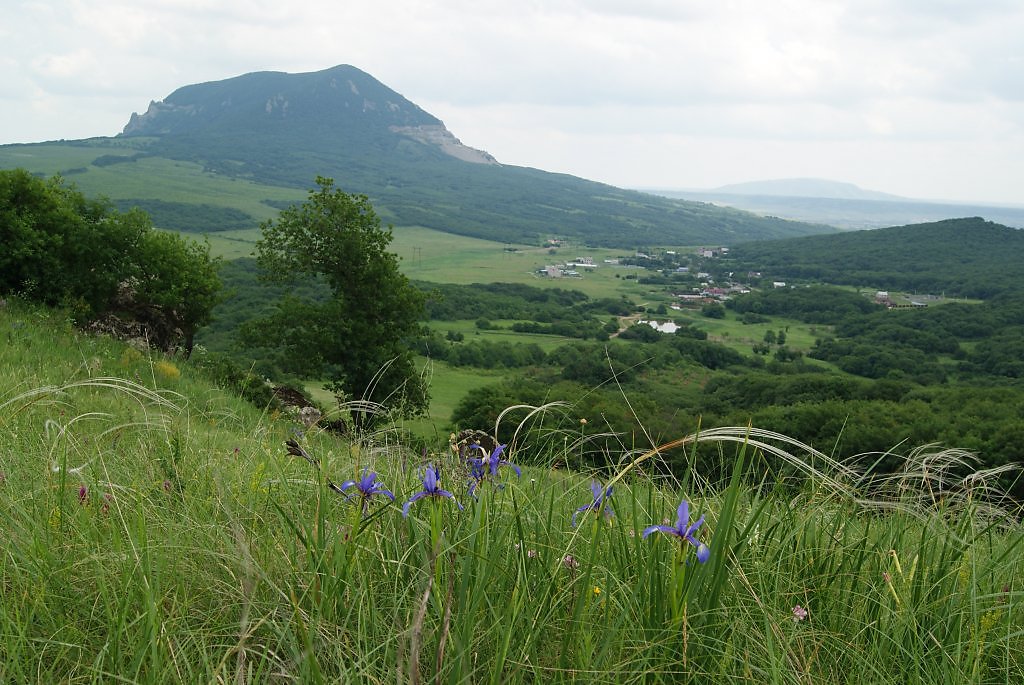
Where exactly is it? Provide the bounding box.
[467,444,521,497]
[642,499,711,563]
[479,444,521,478]
[402,464,463,517]
[467,458,488,499]
[331,467,395,513]
[572,480,614,527]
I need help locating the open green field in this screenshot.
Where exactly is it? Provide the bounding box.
[669,309,829,356]
[425,320,579,353]
[210,223,664,300]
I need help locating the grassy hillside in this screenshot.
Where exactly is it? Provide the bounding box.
[2,299,1022,682]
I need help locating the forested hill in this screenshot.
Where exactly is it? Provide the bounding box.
[117,65,834,247]
[723,217,1024,299]
[0,65,834,248]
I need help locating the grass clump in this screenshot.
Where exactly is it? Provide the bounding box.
[1,300,1022,683]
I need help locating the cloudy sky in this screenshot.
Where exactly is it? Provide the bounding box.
[3,0,1023,204]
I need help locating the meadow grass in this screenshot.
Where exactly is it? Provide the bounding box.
[2,300,1022,683]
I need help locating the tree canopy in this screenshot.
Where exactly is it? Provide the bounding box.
[247,176,428,427]
[0,168,221,352]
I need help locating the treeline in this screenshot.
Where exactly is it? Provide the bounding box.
[416,322,721,373]
[726,285,882,323]
[421,281,632,320]
[1,169,220,352]
[114,199,256,233]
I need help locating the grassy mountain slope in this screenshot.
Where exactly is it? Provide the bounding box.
[0,65,835,247]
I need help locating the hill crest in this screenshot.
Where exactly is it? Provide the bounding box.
[121,65,497,166]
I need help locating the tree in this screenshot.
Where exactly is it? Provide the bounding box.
[701,302,726,319]
[248,177,428,428]
[129,229,222,353]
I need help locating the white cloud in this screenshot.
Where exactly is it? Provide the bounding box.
[1,0,1022,203]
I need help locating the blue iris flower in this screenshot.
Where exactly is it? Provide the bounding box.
[467,444,521,498]
[402,464,463,517]
[642,499,711,563]
[572,480,614,527]
[332,467,395,514]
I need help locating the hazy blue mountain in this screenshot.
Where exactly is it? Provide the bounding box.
[3,65,838,248]
[711,178,903,201]
[647,178,1024,230]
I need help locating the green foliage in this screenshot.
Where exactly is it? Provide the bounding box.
[701,302,726,319]
[0,169,221,351]
[114,199,256,233]
[423,281,592,320]
[187,349,278,410]
[724,217,1024,298]
[246,177,428,427]
[727,285,881,324]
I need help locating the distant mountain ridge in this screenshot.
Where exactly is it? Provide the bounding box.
[711,178,903,202]
[2,65,836,247]
[650,180,1024,230]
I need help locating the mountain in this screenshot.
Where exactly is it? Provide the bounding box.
[711,178,903,201]
[0,65,834,248]
[647,179,1024,230]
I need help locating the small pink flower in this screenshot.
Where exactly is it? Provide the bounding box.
[101,493,112,515]
[563,554,580,571]
[527,549,538,559]
[78,484,88,504]
[792,605,808,622]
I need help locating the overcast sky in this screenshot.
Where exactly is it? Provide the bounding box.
[3,0,1023,204]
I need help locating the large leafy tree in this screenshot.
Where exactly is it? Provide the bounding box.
[249,176,428,428]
